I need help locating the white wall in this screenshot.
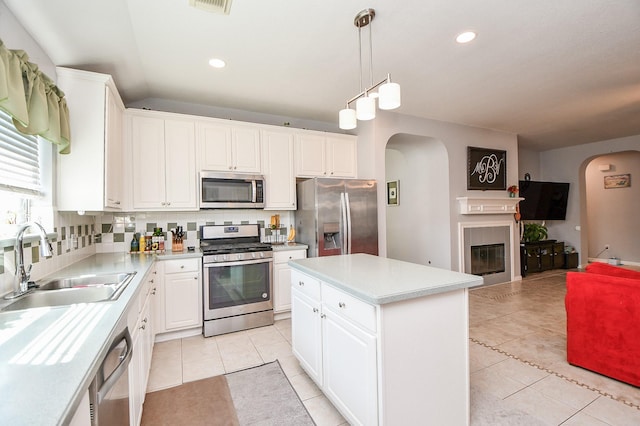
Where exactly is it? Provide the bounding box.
[385,135,450,268]
[360,110,519,272]
[584,151,640,262]
[539,134,640,264]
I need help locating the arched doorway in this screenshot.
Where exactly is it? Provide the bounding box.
[385,134,451,268]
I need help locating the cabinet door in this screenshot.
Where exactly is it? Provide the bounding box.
[232,126,262,172]
[164,272,202,331]
[132,116,166,209]
[129,325,144,426]
[291,288,323,385]
[164,119,197,209]
[326,135,357,178]
[104,86,123,209]
[197,122,233,171]
[295,134,326,177]
[322,307,378,426]
[262,130,296,210]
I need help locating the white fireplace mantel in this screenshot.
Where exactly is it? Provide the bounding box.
[456,197,523,215]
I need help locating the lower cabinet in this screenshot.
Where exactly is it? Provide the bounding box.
[291,270,378,425]
[154,258,202,335]
[128,265,156,426]
[273,249,306,313]
[291,268,471,425]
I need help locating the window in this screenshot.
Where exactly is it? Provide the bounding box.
[0,109,50,240]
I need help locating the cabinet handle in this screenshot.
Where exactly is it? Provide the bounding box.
[288,256,293,260]
[298,281,304,286]
[338,302,346,308]
[194,277,198,280]
[142,317,148,323]
[180,265,185,269]
[140,324,146,330]
[229,166,233,170]
[150,279,154,283]
[313,308,318,313]
[166,202,171,206]
[320,314,326,319]
[151,289,156,295]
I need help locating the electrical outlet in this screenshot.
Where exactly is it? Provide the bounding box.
[604,244,610,250]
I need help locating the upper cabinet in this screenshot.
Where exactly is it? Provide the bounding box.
[129,111,197,210]
[56,67,125,211]
[197,122,261,173]
[295,133,357,178]
[261,129,296,210]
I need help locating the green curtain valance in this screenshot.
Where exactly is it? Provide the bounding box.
[0,39,70,154]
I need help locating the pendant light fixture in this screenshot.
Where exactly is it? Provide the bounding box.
[339,8,401,130]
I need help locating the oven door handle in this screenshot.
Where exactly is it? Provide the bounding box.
[203,258,273,268]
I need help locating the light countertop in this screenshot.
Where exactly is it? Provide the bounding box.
[271,242,308,252]
[0,252,177,425]
[289,254,483,305]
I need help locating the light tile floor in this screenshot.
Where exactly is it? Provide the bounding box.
[146,270,640,425]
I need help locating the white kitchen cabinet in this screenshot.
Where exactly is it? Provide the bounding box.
[154,258,202,334]
[273,249,306,313]
[197,121,261,173]
[322,304,378,425]
[291,269,378,425]
[128,265,155,426]
[291,284,323,385]
[295,132,357,178]
[262,130,296,210]
[130,112,197,210]
[56,67,125,211]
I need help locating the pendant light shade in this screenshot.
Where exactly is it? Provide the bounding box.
[338,9,401,130]
[378,81,401,110]
[339,107,357,130]
[356,96,376,121]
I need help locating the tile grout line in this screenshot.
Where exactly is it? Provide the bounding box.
[470,337,640,411]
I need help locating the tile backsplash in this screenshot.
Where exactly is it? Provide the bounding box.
[1,212,96,296]
[95,210,295,253]
[0,209,295,297]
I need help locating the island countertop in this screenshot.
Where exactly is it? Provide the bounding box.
[289,253,483,305]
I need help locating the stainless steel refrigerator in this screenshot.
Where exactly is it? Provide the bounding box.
[295,178,378,257]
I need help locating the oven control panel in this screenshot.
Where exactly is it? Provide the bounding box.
[203,251,273,264]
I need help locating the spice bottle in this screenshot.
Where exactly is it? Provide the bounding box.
[139,233,146,252]
[130,233,139,252]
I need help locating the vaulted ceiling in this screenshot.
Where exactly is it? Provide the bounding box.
[5,0,640,151]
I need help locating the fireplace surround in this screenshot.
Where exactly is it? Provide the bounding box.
[458,220,518,285]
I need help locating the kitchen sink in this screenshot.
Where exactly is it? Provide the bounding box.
[1,272,136,312]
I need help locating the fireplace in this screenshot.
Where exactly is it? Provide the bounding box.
[459,221,517,285]
[470,243,505,276]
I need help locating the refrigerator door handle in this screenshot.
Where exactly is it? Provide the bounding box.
[340,192,348,254]
[345,192,352,254]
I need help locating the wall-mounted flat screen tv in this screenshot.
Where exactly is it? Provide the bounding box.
[518,180,570,220]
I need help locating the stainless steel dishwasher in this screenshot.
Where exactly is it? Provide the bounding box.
[89,322,133,425]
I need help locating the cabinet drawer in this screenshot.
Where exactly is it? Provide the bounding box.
[291,269,321,300]
[163,258,200,274]
[274,250,306,264]
[322,284,377,333]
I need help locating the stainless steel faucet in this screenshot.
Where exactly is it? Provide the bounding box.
[4,222,53,300]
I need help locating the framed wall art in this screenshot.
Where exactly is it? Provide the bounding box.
[604,174,631,189]
[387,180,399,206]
[467,147,507,190]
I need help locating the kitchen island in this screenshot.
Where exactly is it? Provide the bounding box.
[289,254,483,426]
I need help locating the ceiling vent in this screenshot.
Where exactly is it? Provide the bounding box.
[189,0,232,14]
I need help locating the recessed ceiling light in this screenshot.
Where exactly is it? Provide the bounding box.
[456,31,476,44]
[208,58,226,68]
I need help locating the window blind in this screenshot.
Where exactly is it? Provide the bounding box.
[0,109,42,197]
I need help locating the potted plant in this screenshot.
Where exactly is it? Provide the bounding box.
[522,223,548,243]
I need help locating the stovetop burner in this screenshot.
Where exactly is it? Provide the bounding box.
[200,224,272,255]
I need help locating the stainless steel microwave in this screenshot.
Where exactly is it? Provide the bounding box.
[199,171,265,209]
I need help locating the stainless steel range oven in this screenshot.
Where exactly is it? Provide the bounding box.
[201,224,274,337]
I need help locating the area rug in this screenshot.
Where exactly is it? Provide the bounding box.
[141,361,314,426]
[225,361,315,426]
